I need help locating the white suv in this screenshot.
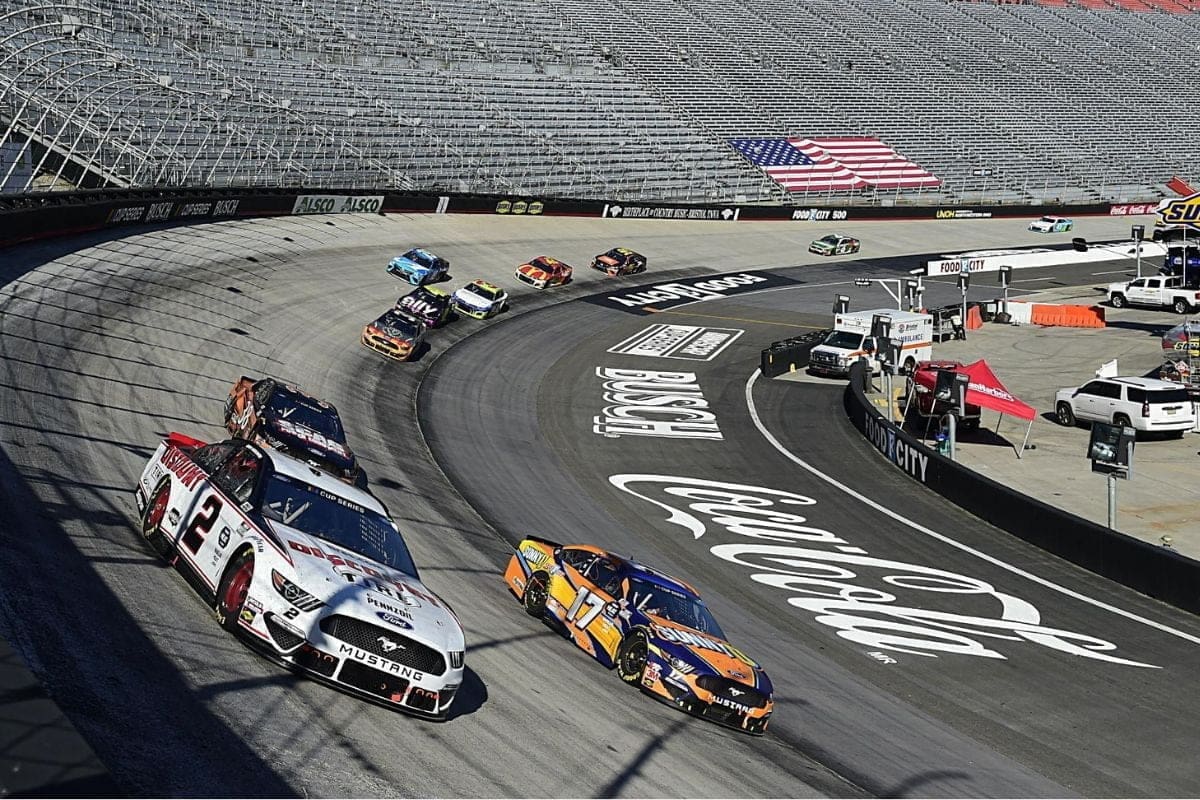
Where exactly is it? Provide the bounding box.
[1055,377,1195,437]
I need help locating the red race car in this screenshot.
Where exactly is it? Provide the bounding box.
[515,255,573,288]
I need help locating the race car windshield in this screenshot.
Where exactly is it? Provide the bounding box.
[467,284,499,300]
[266,392,344,439]
[261,473,418,576]
[823,330,864,349]
[819,236,838,245]
[403,250,437,268]
[627,578,725,637]
[377,311,423,338]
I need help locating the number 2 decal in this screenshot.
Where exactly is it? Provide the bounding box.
[566,586,607,629]
[182,495,224,554]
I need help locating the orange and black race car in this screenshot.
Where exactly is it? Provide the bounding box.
[515,255,573,288]
[504,537,773,735]
[224,376,359,483]
[591,247,647,277]
[361,307,427,362]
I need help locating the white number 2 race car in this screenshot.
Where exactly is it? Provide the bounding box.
[134,433,465,719]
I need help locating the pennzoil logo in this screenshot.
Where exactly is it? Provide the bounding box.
[1158,192,1200,231]
[496,199,544,215]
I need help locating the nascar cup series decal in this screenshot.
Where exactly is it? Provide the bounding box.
[609,474,1157,668]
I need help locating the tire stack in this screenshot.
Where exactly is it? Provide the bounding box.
[760,328,832,377]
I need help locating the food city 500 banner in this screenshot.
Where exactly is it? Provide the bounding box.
[841,361,1200,615]
[0,187,1141,249]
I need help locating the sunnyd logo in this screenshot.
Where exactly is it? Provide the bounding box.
[608,474,1157,668]
[1158,192,1200,231]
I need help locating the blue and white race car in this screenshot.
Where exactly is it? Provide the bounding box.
[387,248,451,286]
[1028,216,1073,233]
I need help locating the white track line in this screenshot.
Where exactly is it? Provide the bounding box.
[743,368,1200,647]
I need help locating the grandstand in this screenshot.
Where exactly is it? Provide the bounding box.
[0,0,1194,203]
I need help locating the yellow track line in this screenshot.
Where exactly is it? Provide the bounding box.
[645,306,826,330]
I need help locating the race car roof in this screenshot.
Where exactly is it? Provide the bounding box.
[267,447,385,514]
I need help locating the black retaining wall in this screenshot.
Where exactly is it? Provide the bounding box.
[842,361,1200,614]
[0,186,1128,250]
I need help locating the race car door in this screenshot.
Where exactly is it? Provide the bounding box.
[555,548,624,663]
[176,442,264,592]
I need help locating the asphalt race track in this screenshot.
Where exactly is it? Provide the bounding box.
[2,212,1198,797]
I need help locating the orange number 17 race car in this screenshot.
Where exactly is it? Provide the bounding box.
[504,537,773,734]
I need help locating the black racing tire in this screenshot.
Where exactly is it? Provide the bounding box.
[140,478,173,557]
[523,571,549,618]
[1110,293,1127,309]
[1055,402,1076,427]
[616,629,649,685]
[215,551,255,633]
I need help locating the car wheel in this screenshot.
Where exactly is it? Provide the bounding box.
[140,478,173,556]
[1113,413,1132,429]
[215,551,254,632]
[1055,402,1076,427]
[523,571,549,618]
[1173,298,1189,315]
[616,629,649,685]
[1110,293,1126,309]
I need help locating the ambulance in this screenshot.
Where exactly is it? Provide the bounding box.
[807,308,934,377]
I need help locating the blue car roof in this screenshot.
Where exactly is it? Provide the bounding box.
[621,560,699,599]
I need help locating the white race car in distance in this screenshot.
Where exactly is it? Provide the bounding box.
[134,433,465,719]
[1028,215,1073,233]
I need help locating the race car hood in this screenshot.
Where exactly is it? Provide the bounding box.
[373,319,418,343]
[270,521,465,651]
[517,263,545,277]
[810,241,834,251]
[597,255,619,266]
[265,419,355,475]
[648,619,769,689]
[396,295,444,321]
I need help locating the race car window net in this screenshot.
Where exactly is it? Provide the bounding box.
[266,392,345,439]
[626,578,725,638]
[262,473,418,577]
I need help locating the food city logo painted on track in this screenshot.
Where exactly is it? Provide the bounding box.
[593,368,722,440]
[593,270,800,315]
[608,474,1158,668]
[608,324,744,362]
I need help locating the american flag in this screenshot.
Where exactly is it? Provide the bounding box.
[729,137,941,193]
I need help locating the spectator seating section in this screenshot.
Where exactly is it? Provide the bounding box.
[1,0,1196,203]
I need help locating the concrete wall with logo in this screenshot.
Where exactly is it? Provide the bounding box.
[0,187,1127,250]
[841,362,1200,614]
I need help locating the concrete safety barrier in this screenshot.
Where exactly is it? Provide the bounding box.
[841,361,1200,615]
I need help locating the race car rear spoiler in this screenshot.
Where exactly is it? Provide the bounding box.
[165,431,205,451]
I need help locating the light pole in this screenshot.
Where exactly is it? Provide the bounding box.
[1131,224,1144,279]
[957,263,971,339]
[998,265,1012,317]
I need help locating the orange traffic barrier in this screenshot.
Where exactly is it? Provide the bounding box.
[1029,303,1106,328]
[966,305,983,330]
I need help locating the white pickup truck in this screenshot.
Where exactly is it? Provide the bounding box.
[1107,275,1200,314]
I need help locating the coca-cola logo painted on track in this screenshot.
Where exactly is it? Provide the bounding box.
[608,474,1157,668]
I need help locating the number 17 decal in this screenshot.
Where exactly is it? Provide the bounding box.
[566,586,606,629]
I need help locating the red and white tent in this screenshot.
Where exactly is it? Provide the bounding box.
[911,359,1037,456]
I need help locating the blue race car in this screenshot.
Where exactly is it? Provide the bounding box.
[387,248,451,286]
[504,537,774,735]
